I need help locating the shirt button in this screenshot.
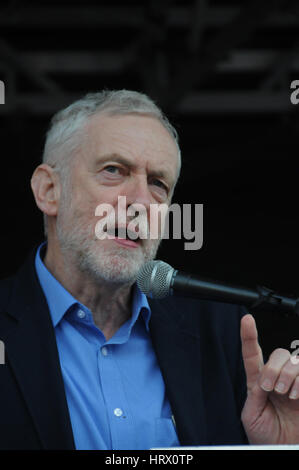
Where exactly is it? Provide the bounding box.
[101,347,108,356]
[77,310,86,319]
[114,408,123,417]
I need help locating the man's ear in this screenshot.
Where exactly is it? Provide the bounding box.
[31,164,61,216]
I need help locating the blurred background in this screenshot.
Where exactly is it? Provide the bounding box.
[0,0,299,357]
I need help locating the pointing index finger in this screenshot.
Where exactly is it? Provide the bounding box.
[241,314,264,391]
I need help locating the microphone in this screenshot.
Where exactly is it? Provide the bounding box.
[137,260,299,316]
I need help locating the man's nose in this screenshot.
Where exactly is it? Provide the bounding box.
[125,176,152,212]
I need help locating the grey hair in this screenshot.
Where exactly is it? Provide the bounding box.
[42,89,181,173]
[41,89,181,236]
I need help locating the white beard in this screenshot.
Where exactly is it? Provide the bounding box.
[56,191,161,285]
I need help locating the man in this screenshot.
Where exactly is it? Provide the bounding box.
[0,89,299,450]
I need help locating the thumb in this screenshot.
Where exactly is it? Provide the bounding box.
[240,314,264,391]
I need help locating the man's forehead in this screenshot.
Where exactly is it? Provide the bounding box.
[86,112,176,148]
[84,112,180,174]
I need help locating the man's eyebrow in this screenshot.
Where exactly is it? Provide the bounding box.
[95,152,174,184]
[149,169,169,181]
[94,153,135,169]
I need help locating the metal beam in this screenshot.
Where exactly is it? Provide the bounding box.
[162,0,293,108]
[0,6,297,29]
[260,41,299,90]
[0,39,63,95]
[177,91,293,114]
[188,0,207,54]
[20,52,127,74]
[17,50,299,74]
[0,91,293,115]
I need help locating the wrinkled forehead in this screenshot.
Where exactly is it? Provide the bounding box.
[80,112,181,179]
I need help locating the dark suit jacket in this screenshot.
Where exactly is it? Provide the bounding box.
[0,249,249,449]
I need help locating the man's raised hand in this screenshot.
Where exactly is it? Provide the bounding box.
[241,313,299,444]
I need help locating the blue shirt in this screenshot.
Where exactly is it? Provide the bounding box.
[35,244,179,450]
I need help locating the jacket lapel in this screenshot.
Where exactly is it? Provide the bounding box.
[149,297,208,446]
[0,250,75,449]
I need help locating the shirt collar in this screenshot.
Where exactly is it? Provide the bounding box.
[131,282,151,332]
[35,243,79,327]
[35,242,151,331]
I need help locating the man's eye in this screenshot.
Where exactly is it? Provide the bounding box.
[104,165,120,174]
[152,179,167,191]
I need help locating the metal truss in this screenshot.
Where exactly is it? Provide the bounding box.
[0,0,298,115]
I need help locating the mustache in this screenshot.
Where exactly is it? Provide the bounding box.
[105,222,150,241]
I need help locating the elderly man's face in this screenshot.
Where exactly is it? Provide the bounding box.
[56,113,179,284]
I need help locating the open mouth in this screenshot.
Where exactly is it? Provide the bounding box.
[105,226,142,247]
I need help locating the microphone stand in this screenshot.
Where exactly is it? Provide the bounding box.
[171,272,299,316]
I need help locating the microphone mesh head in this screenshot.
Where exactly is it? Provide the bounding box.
[137,260,175,299]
